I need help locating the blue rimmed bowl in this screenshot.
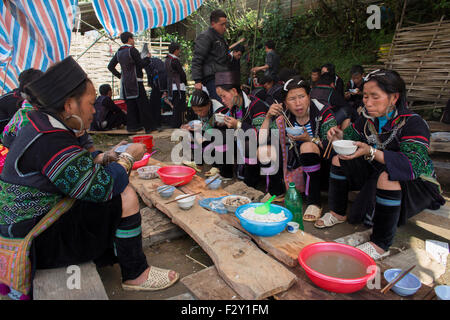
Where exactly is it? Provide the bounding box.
[157,185,175,198]
[235,203,292,237]
[383,269,422,296]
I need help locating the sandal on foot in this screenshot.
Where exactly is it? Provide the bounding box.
[182,160,201,172]
[303,205,322,222]
[314,212,345,229]
[122,266,179,291]
[205,167,220,177]
[356,242,390,260]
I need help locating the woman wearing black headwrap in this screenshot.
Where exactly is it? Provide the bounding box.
[319,69,445,260]
[0,57,179,299]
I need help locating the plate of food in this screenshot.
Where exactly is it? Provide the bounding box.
[221,195,252,213]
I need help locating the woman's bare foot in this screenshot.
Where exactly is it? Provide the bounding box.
[314,211,346,227]
[123,267,178,285]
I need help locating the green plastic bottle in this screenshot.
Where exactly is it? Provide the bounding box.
[284,182,304,231]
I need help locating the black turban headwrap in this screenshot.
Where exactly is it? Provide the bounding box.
[215,71,240,87]
[24,56,88,109]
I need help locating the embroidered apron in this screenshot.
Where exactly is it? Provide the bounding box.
[0,198,75,296]
[276,116,305,193]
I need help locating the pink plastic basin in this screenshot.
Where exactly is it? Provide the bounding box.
[157,166,196,186]
[298,242,377,294]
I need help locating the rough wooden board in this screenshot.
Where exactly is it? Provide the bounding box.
[179,174,230,198]
[33,262,108,300]
[166,292,196,300]
[274,263,432,300]
[141,182,297,300]
[88,129,175,139]
[380,248,447,286]
[422,200,450,220]
[224,181,265,202]
[181,267,242,300]
[428,121,450,132]
[154,163,325,269]
[140,207,185,247]
[430,140,450,153]
[410,211,450,240]
[220,213,323,268]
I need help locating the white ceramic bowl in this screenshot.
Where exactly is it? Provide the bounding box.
[189,120,202,129]
[214,113,226,124]
[286,126,304,136]
[137,165,161,179]
[221,195,252,213]
[332,140,357,155]
[176,195,196,210]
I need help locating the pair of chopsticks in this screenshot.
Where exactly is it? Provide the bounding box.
[149,180,185,193]
[165,192,202,204]
[274,100,294,128]
[204,174,220,188]
[323,141,333,159]
[380,265,416,294]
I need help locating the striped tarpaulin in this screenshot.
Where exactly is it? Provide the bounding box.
[0,0,79,94]
[92,0,204,37]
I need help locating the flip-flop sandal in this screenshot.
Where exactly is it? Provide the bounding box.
[356,242,390,260]
[303,205,322,222]
[314,212,345,229]
[122,266,179,291]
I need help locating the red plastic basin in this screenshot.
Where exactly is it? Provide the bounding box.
[132,135,153,153]
[157,166,196,186]
[298,242,377,294]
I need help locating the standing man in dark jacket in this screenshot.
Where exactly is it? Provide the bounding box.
[144,52,167,131]
[108,32,156,133]
[191,9,232,102]
[165,42,187,128]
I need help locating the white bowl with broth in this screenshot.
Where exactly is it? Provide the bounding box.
[214,113,226,124]
[332,140,358,155]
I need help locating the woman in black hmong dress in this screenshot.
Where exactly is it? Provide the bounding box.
[318,69,445,260]
[0,57,179,298]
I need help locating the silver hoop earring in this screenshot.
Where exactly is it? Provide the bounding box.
[64,114,85,133]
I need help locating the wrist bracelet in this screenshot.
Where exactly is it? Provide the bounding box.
[120,152,135,163]
[236,121,242,130]
[364,146,376,162]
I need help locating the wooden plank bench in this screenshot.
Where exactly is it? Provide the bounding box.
[33,262,108,300]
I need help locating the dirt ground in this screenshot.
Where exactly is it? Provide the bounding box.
[92,131,449,300]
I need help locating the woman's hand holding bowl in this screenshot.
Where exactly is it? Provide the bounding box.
[337,141,370,160]
[180,124,193,131]
[288,131,310,142]
[224,116,239,129]
[125,143,147,161]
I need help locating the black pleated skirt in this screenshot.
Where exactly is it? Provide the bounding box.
[340,157,445,226]
[32,195,123,269]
